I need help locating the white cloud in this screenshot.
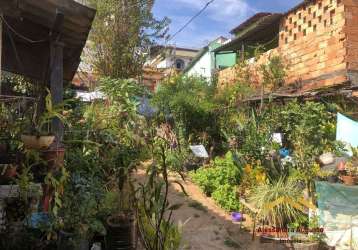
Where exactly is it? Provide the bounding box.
[174,0,255,27]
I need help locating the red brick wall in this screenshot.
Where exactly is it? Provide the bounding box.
[218,0,358,92]
[344,0,358,82]
[279,0,348,91]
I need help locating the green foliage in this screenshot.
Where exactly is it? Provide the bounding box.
[212,184,240,211]
[88,0,170,78]
[260,55,287,90]
[248,178,305,228]
[190,152,241,196]
[190,152,241,211]
[153,76,220,149]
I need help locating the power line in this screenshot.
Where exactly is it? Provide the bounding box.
[168,0,215,42]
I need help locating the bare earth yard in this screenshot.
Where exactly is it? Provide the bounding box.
[134,167,282,250]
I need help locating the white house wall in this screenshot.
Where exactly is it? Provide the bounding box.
[187,52,212,80]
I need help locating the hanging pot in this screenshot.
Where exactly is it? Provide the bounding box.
[21,135,55,150]
[106,214,135,250]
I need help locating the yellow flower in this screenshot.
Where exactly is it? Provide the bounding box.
[244,164,252,173]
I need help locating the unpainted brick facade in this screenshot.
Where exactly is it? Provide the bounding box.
[218,0,358,92]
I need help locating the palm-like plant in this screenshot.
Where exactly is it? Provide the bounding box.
[249,178,305,230]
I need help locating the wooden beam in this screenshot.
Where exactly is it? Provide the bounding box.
[50,41,64,143]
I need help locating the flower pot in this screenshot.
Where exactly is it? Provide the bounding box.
[21,135,55,150]
[41,147,65,170]
[340,175,358,186]
[106,214,135,250]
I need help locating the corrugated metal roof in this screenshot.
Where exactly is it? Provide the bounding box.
[0,0,96,82]
[214,13,282,53]
[230,12,273,35]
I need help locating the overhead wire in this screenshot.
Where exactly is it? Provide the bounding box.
[0,15,49,44]
[149,0,216,70]
[168,0,215,42]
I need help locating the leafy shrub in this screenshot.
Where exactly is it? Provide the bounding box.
[212,184,240,211]
[190,152,242,211]
[190,152,241,196]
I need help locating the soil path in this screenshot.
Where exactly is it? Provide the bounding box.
[134,166,280,250]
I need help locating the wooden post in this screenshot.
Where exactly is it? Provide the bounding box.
[50,41,64,143]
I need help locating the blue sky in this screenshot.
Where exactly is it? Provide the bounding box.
[153,0,302,49]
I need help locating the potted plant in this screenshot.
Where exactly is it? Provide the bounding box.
[340,161,358,186]
[249,178,313,242]
[339,148,358,185]
[317,169,338,184]
[21,91,67,150]
[103,191,135,250]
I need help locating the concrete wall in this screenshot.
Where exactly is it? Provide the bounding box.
[187,52,212,80]
[218,0,358,92]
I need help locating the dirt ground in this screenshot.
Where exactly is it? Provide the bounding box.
[134,167,283,250]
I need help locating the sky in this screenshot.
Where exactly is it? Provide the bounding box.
[153,0,302,49]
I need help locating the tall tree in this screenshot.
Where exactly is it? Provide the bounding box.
[87,0,170,79]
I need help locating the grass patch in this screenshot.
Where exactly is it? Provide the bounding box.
[188,201,207,212]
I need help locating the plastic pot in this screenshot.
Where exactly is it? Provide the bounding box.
[106,214,135,250]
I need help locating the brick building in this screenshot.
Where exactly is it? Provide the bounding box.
[216,0,358,95]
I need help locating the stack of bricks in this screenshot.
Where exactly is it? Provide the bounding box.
[218,0,358,93]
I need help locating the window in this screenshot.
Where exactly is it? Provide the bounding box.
[175,59,185,70]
